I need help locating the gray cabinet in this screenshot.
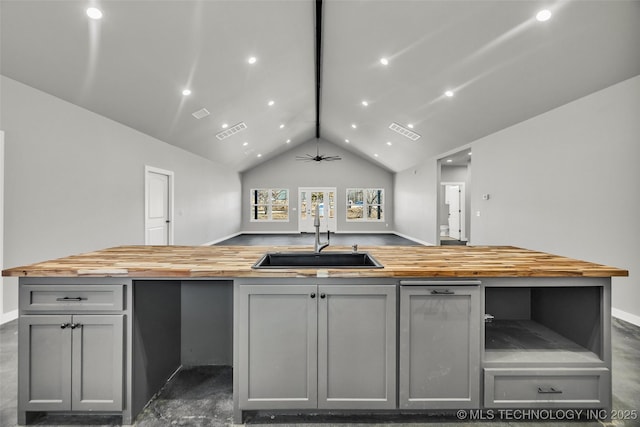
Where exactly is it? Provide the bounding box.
[237,284,318,409]
[399,284,480,409]
[482,279,611,410]
[237,283,396,411]
[318,285,396,409]
[19,314,124,412]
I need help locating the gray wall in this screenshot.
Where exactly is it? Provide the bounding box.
[395,75,639,321]
[241,138,394,233]
[394,163,438,245]
[1,76,242,316]
[470,75,639,322]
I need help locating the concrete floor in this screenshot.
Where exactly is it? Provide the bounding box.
[1,234,638,426]
[215,233,422,246]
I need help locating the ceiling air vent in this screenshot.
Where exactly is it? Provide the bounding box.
[216,122,247,140]
[389,122,421,141]
[192,108,210,119]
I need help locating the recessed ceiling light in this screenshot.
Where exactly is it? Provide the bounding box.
[248,56,257,64]
[257,153,262,158]
[407,123,414,129]
[182,89,191,96]
[345,139,350,143]
[221,123,229,129]
[446,159,453,163]
[361,100,369,107]
[279,123,285,129]
[468,151,472,156]
[374,153,379,157]
[286,139,291,144]
[536,9,552,22]
[380,58,389,66]
[351,123,357,129]
[268,100,275,106]
[445,90,454,97]
[243,142,249,146]
[86,7,103,20]
[386,142,392,146]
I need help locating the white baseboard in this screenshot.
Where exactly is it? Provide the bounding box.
[239,230,300,235]
[393,232,434,246]
[612,308,640,327]
[1,309,18,325]
[201,232,242,246]
[334,230,392,234]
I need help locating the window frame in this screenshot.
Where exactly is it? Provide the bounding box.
[249,188,290,222]
[345,188,385,222]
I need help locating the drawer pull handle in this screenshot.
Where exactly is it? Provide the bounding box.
[538,386,562,394]
[60,323,71,329]
[56,297,84,302]
[70,323,82,329]
[431,289,455,295]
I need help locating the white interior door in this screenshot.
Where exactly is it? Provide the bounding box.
[298,188,337,233]
[145,166,174,245]
[446,184,461,240]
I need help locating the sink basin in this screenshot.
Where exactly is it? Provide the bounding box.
[252,252,384,269]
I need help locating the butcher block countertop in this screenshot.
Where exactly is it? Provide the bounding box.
[1,245,628,278]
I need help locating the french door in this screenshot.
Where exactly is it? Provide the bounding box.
[298,188,337,233]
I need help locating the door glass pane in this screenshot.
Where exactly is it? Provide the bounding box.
[312,192,324,218]
[328,192,335,219]
[300,192,307,221]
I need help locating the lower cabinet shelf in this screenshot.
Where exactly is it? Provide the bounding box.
[484,367,610,408]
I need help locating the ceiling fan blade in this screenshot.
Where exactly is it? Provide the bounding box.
[322,156,342,161]
[296,155,317,161]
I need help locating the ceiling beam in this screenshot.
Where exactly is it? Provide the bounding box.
[315,0,323,139]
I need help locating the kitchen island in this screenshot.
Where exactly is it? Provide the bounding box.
[3,245,628,425]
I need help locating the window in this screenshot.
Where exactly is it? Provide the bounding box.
[250,189,289,221]
[346,188,384,221]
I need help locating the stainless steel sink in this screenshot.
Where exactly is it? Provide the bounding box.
[252,252,384,269]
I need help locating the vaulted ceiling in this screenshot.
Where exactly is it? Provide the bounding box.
[2,0,639,172]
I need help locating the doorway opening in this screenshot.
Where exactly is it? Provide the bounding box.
[298,187,337,233]
[145,166,174,245]
[438,149,471,245]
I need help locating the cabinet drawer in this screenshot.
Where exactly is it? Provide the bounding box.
[20,285,124,312]
[484,368,609,408]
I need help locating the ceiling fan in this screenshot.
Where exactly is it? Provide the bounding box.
[295,141,342,162]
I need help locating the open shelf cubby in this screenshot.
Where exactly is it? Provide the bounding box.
[484,286,604,365]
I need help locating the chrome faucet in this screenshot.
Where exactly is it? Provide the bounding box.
[314,204,330,253]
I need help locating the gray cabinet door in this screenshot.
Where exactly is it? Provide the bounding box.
[19,315,73,411]
[399,286,480,409]
[238,284,318,409]
[318,285,396,409]
[72,315,124,411]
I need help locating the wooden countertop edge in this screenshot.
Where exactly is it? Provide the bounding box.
[1,245,629,279]
[2,268,628,279]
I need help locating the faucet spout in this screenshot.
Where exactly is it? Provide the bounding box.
[313,204,330,253]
